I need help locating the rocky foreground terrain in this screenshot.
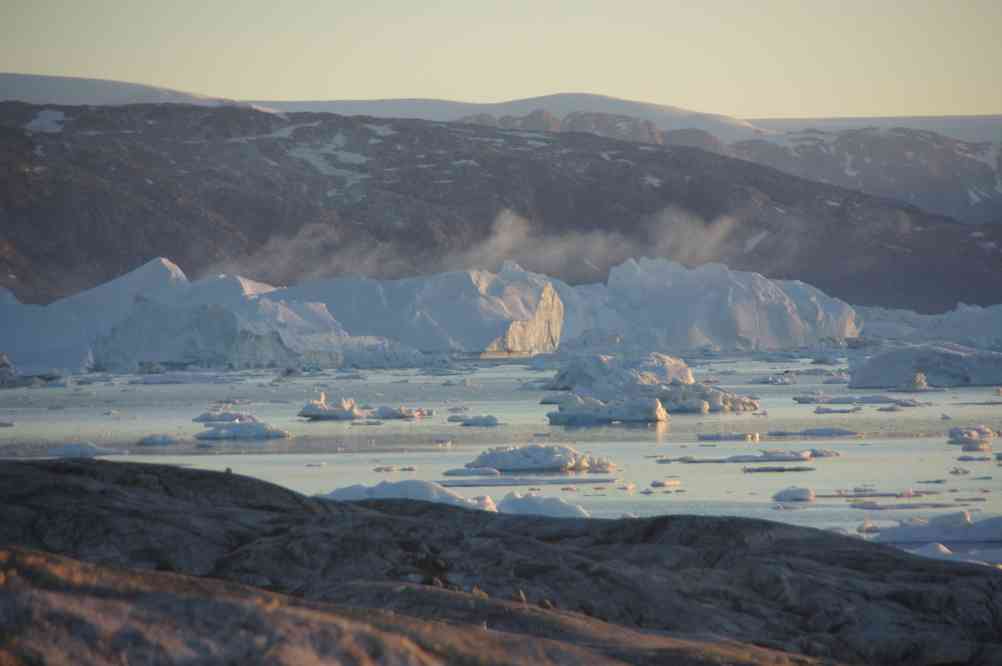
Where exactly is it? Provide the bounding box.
[3,101,1002,312]
[2,460,1001,664]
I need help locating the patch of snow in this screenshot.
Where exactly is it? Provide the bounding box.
[24,109,65,133]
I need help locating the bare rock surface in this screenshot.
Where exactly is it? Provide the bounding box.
[2,460,1001,665]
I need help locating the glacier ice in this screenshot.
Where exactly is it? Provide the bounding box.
[850,344,1002,388]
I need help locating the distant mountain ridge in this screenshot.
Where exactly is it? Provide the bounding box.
[2,100,1001,314]
[0,72,236,107]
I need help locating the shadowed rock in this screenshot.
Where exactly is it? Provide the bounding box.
[1,460,1001,665]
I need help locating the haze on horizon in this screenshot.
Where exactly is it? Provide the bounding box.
[4,0,1001,119]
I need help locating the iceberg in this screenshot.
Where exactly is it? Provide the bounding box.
[875,511,1002,545]
[324,479,497,512]
[772,487,816,502]
[546,394,668,425]
[465,443,615,473]
[858,303,1002,350]
[298,393,367,421]
[850,344,1002,388]
[47,441,118,458]
[947,425,997,445]
[545,353,757,413]
[555,258,859,350]
[498,491,590,518]
[274,261,564,354]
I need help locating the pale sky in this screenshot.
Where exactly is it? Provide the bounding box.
[3,0,1000,118]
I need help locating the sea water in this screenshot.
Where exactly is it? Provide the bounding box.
[2,357,1000,536]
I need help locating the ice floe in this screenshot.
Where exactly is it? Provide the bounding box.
[465,443,614,473]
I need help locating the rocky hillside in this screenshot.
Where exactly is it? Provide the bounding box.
[463,110,1002,225]
[2,101,1001,312]
[2,460,1001,665]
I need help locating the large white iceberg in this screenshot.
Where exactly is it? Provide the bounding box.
[273,261,564,354]
[874,511,1002,545]
[858,303,1002,350]
[546,353,757,413]
[324,479,497,512]
[465,443,615,473]
[850,344,1002,388]
[555,258,859,350]
[498,491,590,518]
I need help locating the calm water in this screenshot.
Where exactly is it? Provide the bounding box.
[2,357,1000,534]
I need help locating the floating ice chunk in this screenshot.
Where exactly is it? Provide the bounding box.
[195,421,290,440]
[794,393,920,407]
[324,479,497,512]
[460,415,499,427]
[679,449,814,464]
[47,441,118,458]
[546,393,667,425]
[129,373,238,385]
[773,486,816,502]
[194,411,259,423]
[498,491,589,518]
[947,425,997,445]
[753,374,797,385]
[876,511,1002,545]
[850,344,1002,388]
[768,427,859,438]
[697,432,760,442]
[371,405,434,419]
[815,406,862,414]
[443,467,501,477]
[136,434,178,447]
[466,443,614,473]
[545,353,694,392]
[299,392,367,420]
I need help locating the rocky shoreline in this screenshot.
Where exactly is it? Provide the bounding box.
[2,460,1000,664]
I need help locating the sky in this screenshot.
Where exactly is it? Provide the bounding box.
[3,0,1001,118]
